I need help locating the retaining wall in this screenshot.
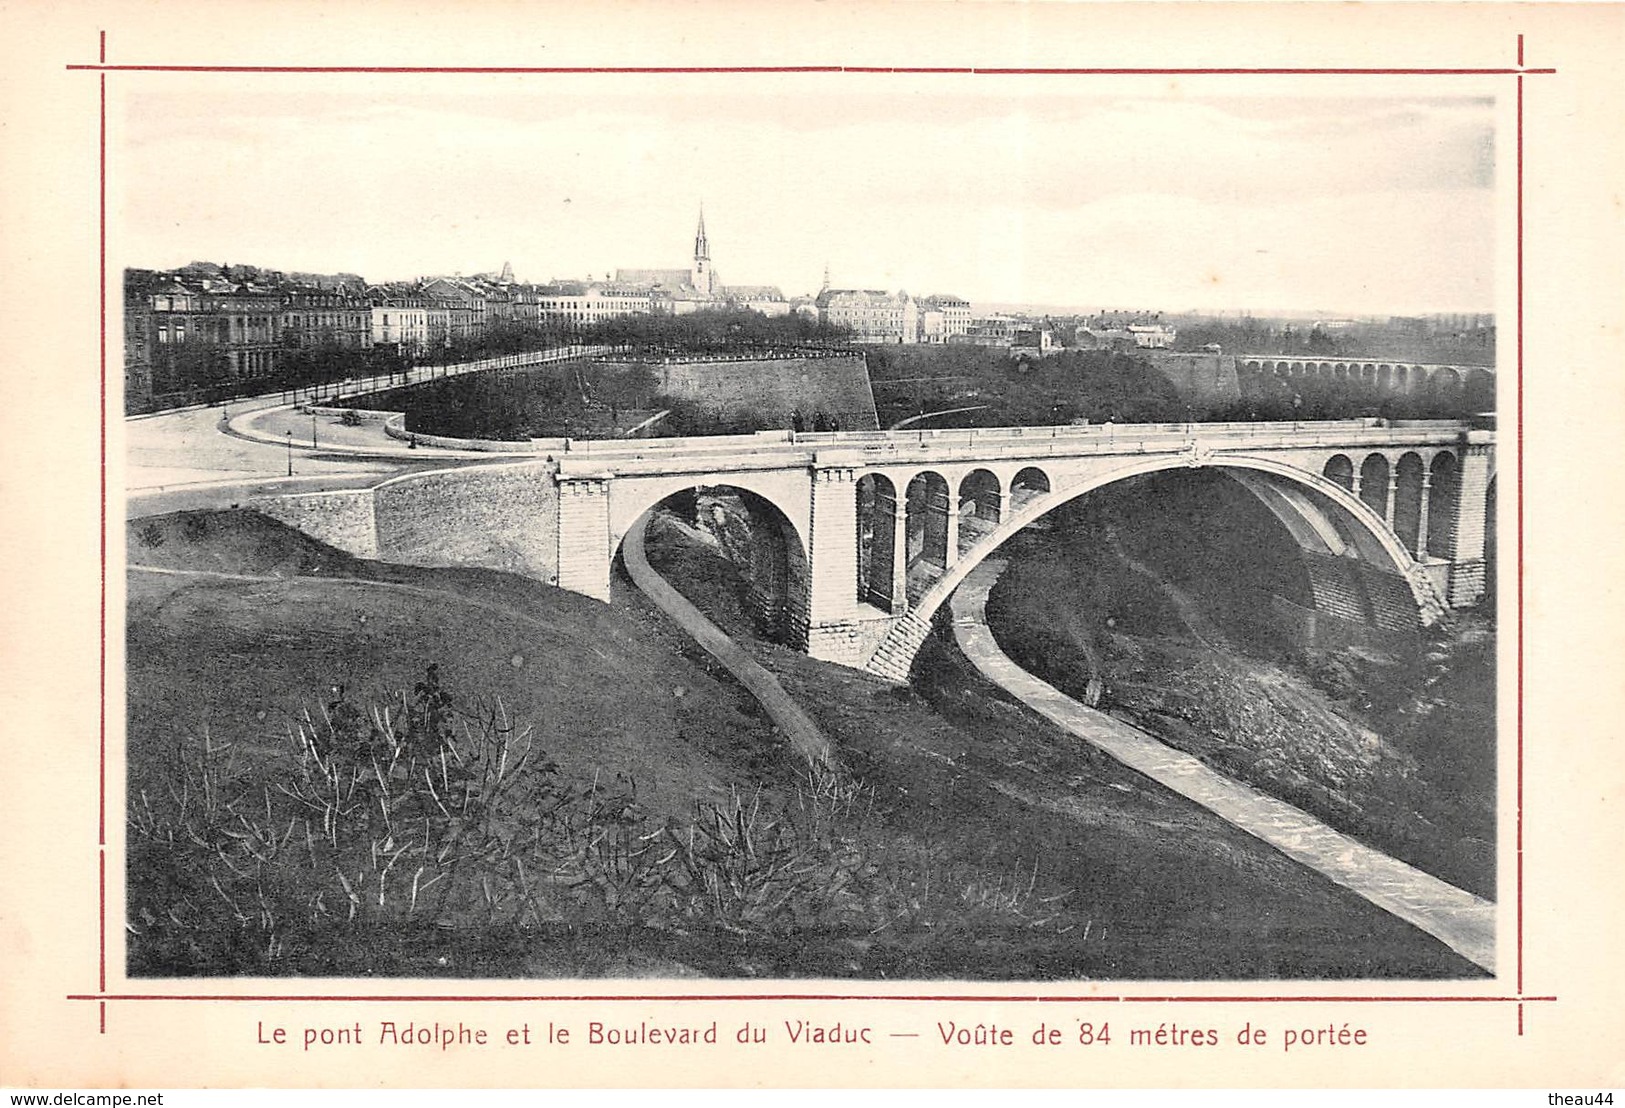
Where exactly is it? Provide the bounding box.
[373,462,561,583]
[298,405,398,423]
[252,488,380,559]
[383,414,564,454]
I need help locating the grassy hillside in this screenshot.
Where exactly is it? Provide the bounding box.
[123,508,1484,979]
[127,511,779,818]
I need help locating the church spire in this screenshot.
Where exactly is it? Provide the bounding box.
[694,205,710,262]
[691,205,714,296]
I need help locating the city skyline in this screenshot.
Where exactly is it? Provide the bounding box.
[119,78,1496,316]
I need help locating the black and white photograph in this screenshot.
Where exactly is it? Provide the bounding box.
[121,76,1499,982]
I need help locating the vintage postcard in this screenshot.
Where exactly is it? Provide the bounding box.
[1,0,1622,1090]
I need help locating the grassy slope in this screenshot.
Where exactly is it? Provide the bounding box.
[641,517,1484,979]
[124,508,1482,979]
[127,510,785,830]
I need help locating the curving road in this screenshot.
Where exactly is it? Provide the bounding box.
[126,345,606,516]
[949,557,1496,973]
[620,512,836,772]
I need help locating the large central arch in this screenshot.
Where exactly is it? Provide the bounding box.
[863,453,1444,681]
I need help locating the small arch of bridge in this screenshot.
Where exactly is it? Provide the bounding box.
[853,462,1056,612]
[611,482,813,646]
[1322,445,1459,562]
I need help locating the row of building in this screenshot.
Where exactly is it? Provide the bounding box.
[123,212,804,405]
[125,210,1122,407]
[810,291,1184,352]
[811,288,972,345]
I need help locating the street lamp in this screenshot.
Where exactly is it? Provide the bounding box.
[286,430,293,477]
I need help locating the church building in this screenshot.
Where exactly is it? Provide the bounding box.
[615,209,788,317]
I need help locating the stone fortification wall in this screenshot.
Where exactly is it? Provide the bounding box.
[373,462,561,584]
[1144,352,1242,407]
[642,355,880,431]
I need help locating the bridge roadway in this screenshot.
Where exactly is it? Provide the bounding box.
[557,418,1476,472]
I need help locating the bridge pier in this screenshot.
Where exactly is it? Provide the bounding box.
[803,465,895,666]
[1416,473,1433,561]
[557,476,613,602]
[1444,435,1493,607]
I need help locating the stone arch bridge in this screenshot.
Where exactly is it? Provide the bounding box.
[1238,356,1495,399]
[258,419,1494,683]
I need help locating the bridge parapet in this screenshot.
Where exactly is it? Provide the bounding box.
[549,419,1479,479]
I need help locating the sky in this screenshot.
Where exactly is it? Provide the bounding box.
[117,77,1496,316]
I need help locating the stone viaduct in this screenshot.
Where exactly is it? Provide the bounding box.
[1238,356,1495,398]
[256,419,1494,683]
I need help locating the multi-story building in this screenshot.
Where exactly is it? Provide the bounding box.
[1126,323,1177,349]
[215,280,282,378]
[510,279,542,328]
[949,314,1020,348]
[420,279,482,344]
[535,281,661,328]
[368,284,431,358]
[1074,321,1178,350]
[724,285,790,318]
[918,302,946,344]
[816,289,919,343]
[1010,326,1059,359]
[124,267,290,407]
[916,294,972,343]
[278,284,373,351]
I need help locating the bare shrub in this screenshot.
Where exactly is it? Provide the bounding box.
[128,670,1072,975]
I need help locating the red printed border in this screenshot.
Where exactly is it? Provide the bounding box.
[77,31,1549,1039]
